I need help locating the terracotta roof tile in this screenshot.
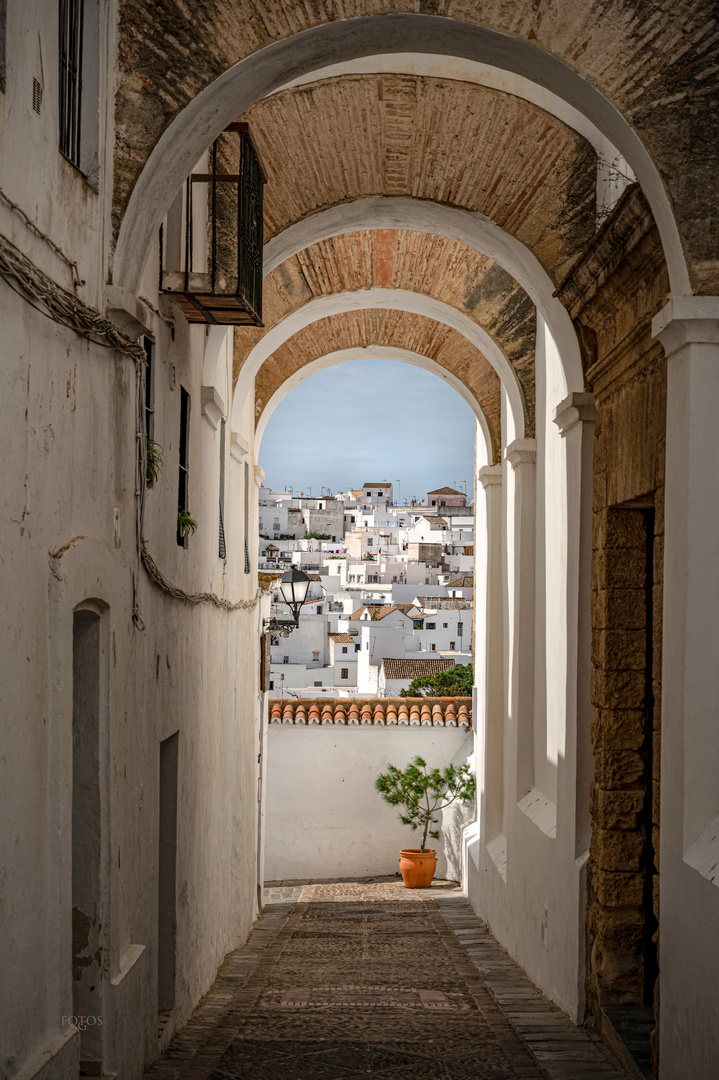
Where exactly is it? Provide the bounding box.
[428,487,464,495]
[347,604,418,623]
[268,696,471,727]
[381,657,456,680]
[348,605,372,621]
[416,515,448,526]
[329,632,354,643]
[374,604,416,621]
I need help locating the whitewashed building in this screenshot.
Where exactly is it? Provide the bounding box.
[328,632,359,687]
[379,655,458,697]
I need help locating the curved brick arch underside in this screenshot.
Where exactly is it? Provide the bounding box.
[253,307,504,463]
[241,75,595,287]
[237,230,536,437]
[115,4,718,291]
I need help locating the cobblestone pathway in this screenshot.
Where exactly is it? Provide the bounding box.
[144,880,627,1080]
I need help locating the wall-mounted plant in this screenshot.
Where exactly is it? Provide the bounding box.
[177,508,198,538]
[146,438,163,486]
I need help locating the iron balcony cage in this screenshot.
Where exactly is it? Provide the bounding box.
[161,123,266,326]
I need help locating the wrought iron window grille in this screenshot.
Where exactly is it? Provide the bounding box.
[218,419,227,559]
[161,123,266,326]
[59,0,83,166]
[177,387,190,547]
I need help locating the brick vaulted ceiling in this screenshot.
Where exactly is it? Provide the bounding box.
[227,75,590,450]
[244,76,596,286]
[253,308,504,463]
[115,0,719,290]
[239,230,537,452]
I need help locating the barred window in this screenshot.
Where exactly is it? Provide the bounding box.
[177,387,190,547]
[143,336,157,489]
[0,0,6,94]
[59,0,99,184]
[218,420,226,559]
[243,461,251,573]
[59,0,83,167]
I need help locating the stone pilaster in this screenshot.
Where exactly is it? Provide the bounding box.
[652,296,719,1076]
[477,464,504,839]
[504,438,537,800]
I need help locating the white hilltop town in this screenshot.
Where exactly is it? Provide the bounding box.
[258,482,474,696]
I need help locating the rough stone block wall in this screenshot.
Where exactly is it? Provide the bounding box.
[557,186,668,1071]
[589,506,651,1007]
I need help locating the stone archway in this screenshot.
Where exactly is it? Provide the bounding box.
[231,289,527,442]
[112,12,700,295]
[254,345,496,468]
[113,9,708,1066]
[243,229,536,447]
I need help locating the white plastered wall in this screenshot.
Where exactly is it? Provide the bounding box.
[467,316,592,1023]
[265,726,474,881]
[0,146,263,1080]
[653,298,719,1078]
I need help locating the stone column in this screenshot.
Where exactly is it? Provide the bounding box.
[553,392,595,1029]
[553,392,595,858]
[504,438,537,802]
[477,464,504,841]
[652,297,719,1078]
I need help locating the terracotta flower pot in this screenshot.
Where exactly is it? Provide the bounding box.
[399,848,437,888]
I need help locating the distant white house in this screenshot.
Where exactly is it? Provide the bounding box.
[328,632,359,688]
[263,487,474,695]
[427,486,467,510]
[379,656,456,697]
[409,598,473,655]
[407,515,449,543]
[361,481,393,506]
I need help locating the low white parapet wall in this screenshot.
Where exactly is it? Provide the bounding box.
[265,698,474,882]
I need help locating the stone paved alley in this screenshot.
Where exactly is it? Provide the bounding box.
[143,880,627,1080]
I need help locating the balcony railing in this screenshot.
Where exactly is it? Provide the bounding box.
[161,124,265,326]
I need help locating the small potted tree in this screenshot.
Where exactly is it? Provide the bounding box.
[375,755,476,888]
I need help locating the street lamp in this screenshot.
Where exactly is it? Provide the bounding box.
[263,567,312,637]
[278,566,312,625]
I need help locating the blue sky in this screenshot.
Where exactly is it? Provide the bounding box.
[258,358,475,502]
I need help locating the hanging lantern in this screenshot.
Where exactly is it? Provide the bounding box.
[277,568,312,626]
